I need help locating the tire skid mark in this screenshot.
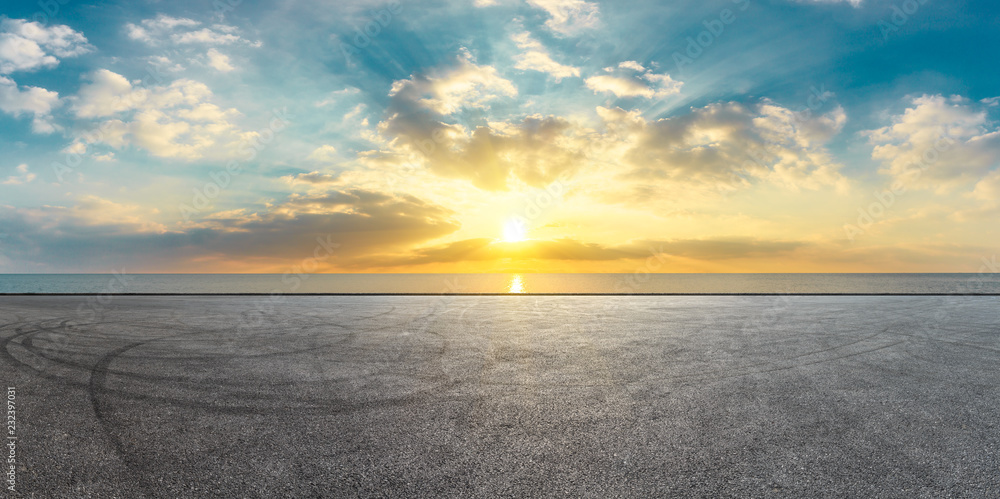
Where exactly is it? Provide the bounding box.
[616,325,899,388]
[21,329,370,376]
[7,316,453,413]
[686,340,909,384]
[15,313,378,382]
[0,317,26,332]
[88,340,160,497]
[885,329,1000,355]
[0,321,90,377]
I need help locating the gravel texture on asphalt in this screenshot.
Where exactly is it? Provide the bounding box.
[1,295,998,497]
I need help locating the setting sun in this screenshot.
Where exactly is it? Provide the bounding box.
[501,218,528,243]
[0,0,997,278]
[2,0,999,496]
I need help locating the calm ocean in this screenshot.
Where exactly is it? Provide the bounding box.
[1,274,999,294]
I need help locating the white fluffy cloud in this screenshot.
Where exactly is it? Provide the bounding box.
[70,69,140,118]
[2,164,36,185]
[866,95,1000,192]
[526,0,601,35]
[586,62,682,99]
[594,100,849,195]
[206,48,235,72]
[511,31,580,81]
[378,51,597,190]
[374,51,844,196]
[68,69,248,160]
[967,170,1000,219]
[755,100,847,148]
[174,28,243,45]
[126,14,258,47]
[0,76,60,133]
[147,55,185,73]
[388,49,517,115]
[0,18,92,74]
[0,19,90,133]
[306,145,338,162]
[126,14,199,42]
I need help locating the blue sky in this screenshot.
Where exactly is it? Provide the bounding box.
[1,0,999,272]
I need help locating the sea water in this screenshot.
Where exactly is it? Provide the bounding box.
[1,274,1000,294]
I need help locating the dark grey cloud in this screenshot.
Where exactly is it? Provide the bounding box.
[0,189,459,272]
[282,171,340,185]
[357,236,809,268]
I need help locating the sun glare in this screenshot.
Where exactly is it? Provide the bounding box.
[502,218,528,242]
[508,274,525,294]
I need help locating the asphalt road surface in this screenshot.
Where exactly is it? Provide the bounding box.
[1,295,999,497]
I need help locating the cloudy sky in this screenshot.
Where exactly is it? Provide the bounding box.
[0,0,998,273]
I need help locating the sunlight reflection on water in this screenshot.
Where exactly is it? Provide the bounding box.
[508,274,525,294]
[2,274,997,294]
